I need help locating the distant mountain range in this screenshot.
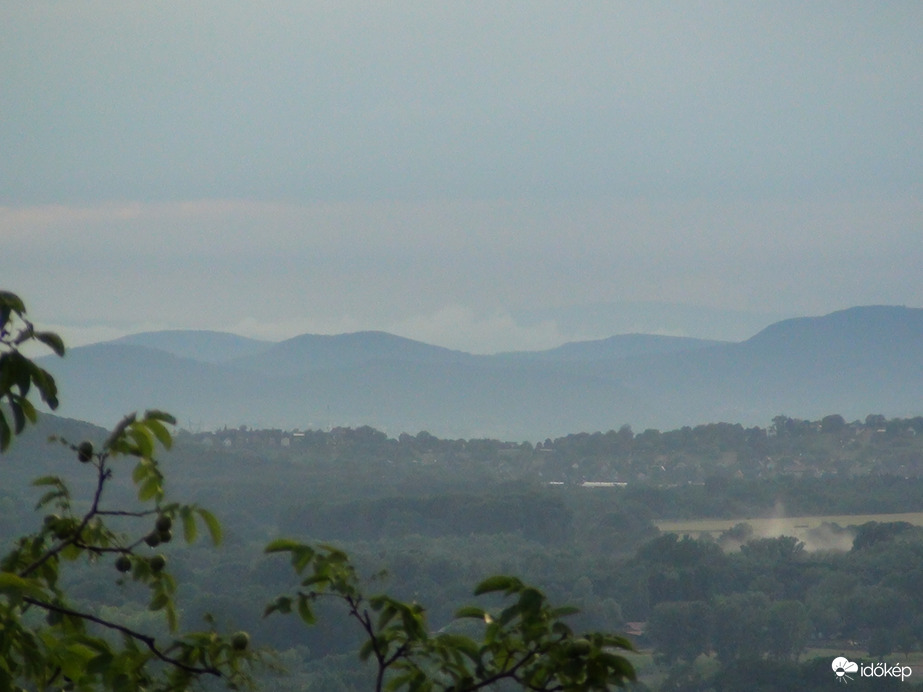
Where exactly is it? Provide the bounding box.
[40,306,923,440]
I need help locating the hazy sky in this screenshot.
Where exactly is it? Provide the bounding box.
[2,2,921,353]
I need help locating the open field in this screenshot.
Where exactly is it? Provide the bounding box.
[655,511,923,545]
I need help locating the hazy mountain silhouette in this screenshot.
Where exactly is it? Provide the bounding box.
[603,306,923,427]
[228,331,474,376]
[39,306,923,439]
[497,334,725,362]
[111,331,272,363]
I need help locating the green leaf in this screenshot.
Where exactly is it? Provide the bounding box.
[550,605,581,617]
[104,412,137,451]
[59,642,97,680]
[10,401,25,434]
[138,476,162,502]
[35,489,66,509]
[196,508,222,545]
[264,538,302,553]
[60,543,81,561]
[297,594,316,625]
[435,633,480,659]
[551,621,572,636]
[132,461,149,484]
[32,475,62,487]
[11,355,31,398]
[181,508,197,543]
[517,586,544,615]
[166,602,178,632]
[596,651,637,679]
[85,651,115,676]
[149,593,169,611]
[34,331,66,357]
[599,633,635,651]
[18,396,37,423]
[144,409,177,425]
[144,418,172,449]
[358,638,376,662]
[128,426,154,458]
[0,412,12,452]
[0,290,26,316]
[473,575,518,595]
[299,573,330,589]
[31,367,58,409]
[0,571,46,598]
[384,673,417,691]
[292,546,316,573]
[455,606,487,619]
[264,596,292,617]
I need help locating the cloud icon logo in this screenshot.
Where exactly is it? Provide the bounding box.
[832,657,859,682]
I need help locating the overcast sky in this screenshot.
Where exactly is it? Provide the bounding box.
[2,2,921,353]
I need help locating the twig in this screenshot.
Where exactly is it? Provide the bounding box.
[24,597,221,677]
[19,455,110,578]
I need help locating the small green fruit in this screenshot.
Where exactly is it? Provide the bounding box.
[230,631,250,651]
[570,638,592,656]
[155,515,172,533]
[77,441,93,463]
[144,532,161,548]
[115,555,132,573]
[149,555,166,573]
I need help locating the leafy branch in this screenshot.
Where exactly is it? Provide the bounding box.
[0,291,254,690]
[0,290,63,450]
[22,596,222,677]
[264,541,637,691]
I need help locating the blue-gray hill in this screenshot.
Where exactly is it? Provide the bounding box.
[38,306,923,439]
[228,331,474,376]
[109,330,272,363]
[499,334,725,362]
[606,305,923,427]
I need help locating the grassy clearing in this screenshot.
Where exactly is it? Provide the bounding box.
[655,511,923,543]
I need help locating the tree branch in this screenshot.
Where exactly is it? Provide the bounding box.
[24,597,222,677]
[19,455,111,579]
[463,643,549,691]
[96,509,157,517]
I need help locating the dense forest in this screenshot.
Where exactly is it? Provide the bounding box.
[6,409,923,690]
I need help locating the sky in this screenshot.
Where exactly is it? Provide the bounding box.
[2,2,921,353]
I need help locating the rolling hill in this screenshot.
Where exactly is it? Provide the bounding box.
[38,306,923,439]
[110,330,272,363]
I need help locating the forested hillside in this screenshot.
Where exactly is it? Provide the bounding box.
[6,409,923,690]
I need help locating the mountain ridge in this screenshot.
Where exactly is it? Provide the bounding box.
[110,330,272,363]
[40,305,923,439]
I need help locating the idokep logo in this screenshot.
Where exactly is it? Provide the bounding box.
[832,656,913,684]
[832,657,858,683]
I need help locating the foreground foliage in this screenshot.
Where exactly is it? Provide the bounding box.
[0,290,636,691]
[266,541,634,690]
[0,291,257,690]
